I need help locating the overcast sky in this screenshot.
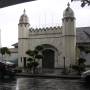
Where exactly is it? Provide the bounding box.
[0,0,90,48]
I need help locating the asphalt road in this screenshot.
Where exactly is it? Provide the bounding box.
[0,77,90,90]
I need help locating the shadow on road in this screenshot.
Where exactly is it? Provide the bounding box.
[0,77,16,83]
[80,81,90,90]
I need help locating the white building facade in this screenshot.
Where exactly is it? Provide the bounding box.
[18,4,76,69]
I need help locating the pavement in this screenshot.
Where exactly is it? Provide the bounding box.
[16,69,81,79]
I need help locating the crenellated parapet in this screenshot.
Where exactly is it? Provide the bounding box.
[29,26,62,35]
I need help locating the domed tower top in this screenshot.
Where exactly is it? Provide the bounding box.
[63,3,74,18]
[19,9,29,24]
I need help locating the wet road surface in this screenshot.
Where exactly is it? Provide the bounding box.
[0,77,90,90]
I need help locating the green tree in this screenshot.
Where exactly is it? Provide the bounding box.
[72,45,90,74]
[71,0,90,7]
[26,45,43,74]
[0,47,11,62]
[72,58,86,74]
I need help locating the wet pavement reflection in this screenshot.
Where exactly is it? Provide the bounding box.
[0,77,90,90]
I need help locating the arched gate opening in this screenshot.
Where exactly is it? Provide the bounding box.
[42,49,55,69]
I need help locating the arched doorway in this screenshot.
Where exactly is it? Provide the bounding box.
[42,49,55,69]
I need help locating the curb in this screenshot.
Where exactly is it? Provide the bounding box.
[16,73,81,79]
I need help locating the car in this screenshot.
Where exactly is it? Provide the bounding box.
[0,61,16,79]
[81,70,90,82]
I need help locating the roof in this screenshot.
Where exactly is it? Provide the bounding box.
[0,0,35,8]
[76,27,90,43]
[12,43,18,46]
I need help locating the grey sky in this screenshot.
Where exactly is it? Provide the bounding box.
[0,0,90,48]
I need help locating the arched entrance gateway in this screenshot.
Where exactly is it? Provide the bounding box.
[37,44,58,69]
[42,49,54,69]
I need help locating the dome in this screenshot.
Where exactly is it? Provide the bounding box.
[19,9,29,24]
[63,3,74,18]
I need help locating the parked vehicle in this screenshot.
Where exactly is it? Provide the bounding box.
[0,61,16,79]
[81,70,90,82]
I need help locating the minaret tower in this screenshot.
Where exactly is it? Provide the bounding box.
[62,3,76,69]
[18,9,30,68]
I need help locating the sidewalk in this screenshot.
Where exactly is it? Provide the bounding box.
[16,69,81,79]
